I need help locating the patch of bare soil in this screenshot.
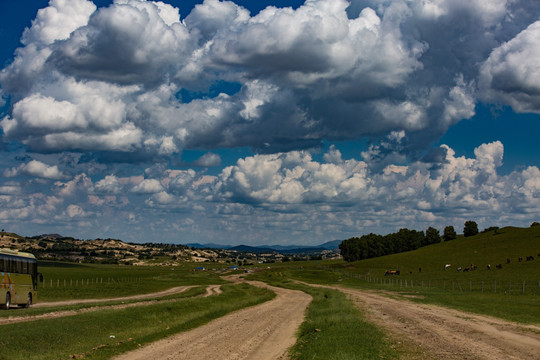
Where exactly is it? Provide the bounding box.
[34,286,195,308]
[113,279,312,360]
[311,282,540,360]
[1,286,198,325]
[201,284,223,297]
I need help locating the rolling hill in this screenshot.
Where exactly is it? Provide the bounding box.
[337,225,540,282]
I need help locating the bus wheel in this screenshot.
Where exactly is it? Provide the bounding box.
[3,293,10,310]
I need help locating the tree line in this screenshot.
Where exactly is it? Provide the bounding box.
[339,221,479,262]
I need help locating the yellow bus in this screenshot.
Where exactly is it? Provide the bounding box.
[0,249,41,309]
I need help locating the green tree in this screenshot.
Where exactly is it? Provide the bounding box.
[443,225,457,241]
[425,227,441,245]
[463,221,478,237]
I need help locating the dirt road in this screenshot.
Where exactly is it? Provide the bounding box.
[33,286,195,308]
[10,278,539,359]
[328,284,540,360]
[113,280,312,360]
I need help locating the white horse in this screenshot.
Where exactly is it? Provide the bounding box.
[444,264,451,270]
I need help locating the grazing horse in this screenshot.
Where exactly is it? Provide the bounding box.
[444,264,451,270]
[385,270,400,276]
[496,264,502,269]
[486,264,491,270]
[526,255,534,261]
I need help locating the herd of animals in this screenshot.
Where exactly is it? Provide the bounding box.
[384,254,537,276]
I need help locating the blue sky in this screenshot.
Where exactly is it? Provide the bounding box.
[0,0,539,246]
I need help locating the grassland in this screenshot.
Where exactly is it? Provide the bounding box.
[0,282,274,360]
[250,272,406,360]
[256,225,540,324]
[1,226,538,359]
[36,261,226,301]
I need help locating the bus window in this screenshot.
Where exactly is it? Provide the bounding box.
[28,261,36,276]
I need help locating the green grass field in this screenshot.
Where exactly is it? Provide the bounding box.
[0,283,274,360]
[259,225,540,325]
[1,226,538,359]
[36,262,226,301]
[249,272,407,360]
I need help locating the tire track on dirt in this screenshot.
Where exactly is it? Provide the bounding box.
[0,285,224,325]
[33,286,195,308]
[301,281,540,360]
[113,279,312,360]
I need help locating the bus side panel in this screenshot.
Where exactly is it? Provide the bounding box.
[0,272,8,305]
[0,272,35,306]
[11,273,34,305]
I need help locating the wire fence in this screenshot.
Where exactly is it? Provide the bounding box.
[42,277,143,288]
[332,270,540,295]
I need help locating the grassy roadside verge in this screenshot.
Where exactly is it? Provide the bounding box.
[38,262,226,301]
[0,283,274,360]
[0,286,207,320]
[249,272,406,360]
[283,267,540,325]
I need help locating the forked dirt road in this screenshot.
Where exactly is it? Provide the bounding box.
[113,279,312,360]
[7,278,539,359]
[305,282,540,360]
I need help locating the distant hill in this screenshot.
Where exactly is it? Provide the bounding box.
[0,231,341,264]
[187,243,232,249]
[230,245,275,253]
[318,240,342,250]
[36,233,64,239]
[343,225,540,280]
[228,245,331,255]
[187,239,343,252]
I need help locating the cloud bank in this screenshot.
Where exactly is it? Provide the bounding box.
[0,0,539,244]
[1,141,538,244]
[1,0,538,159]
